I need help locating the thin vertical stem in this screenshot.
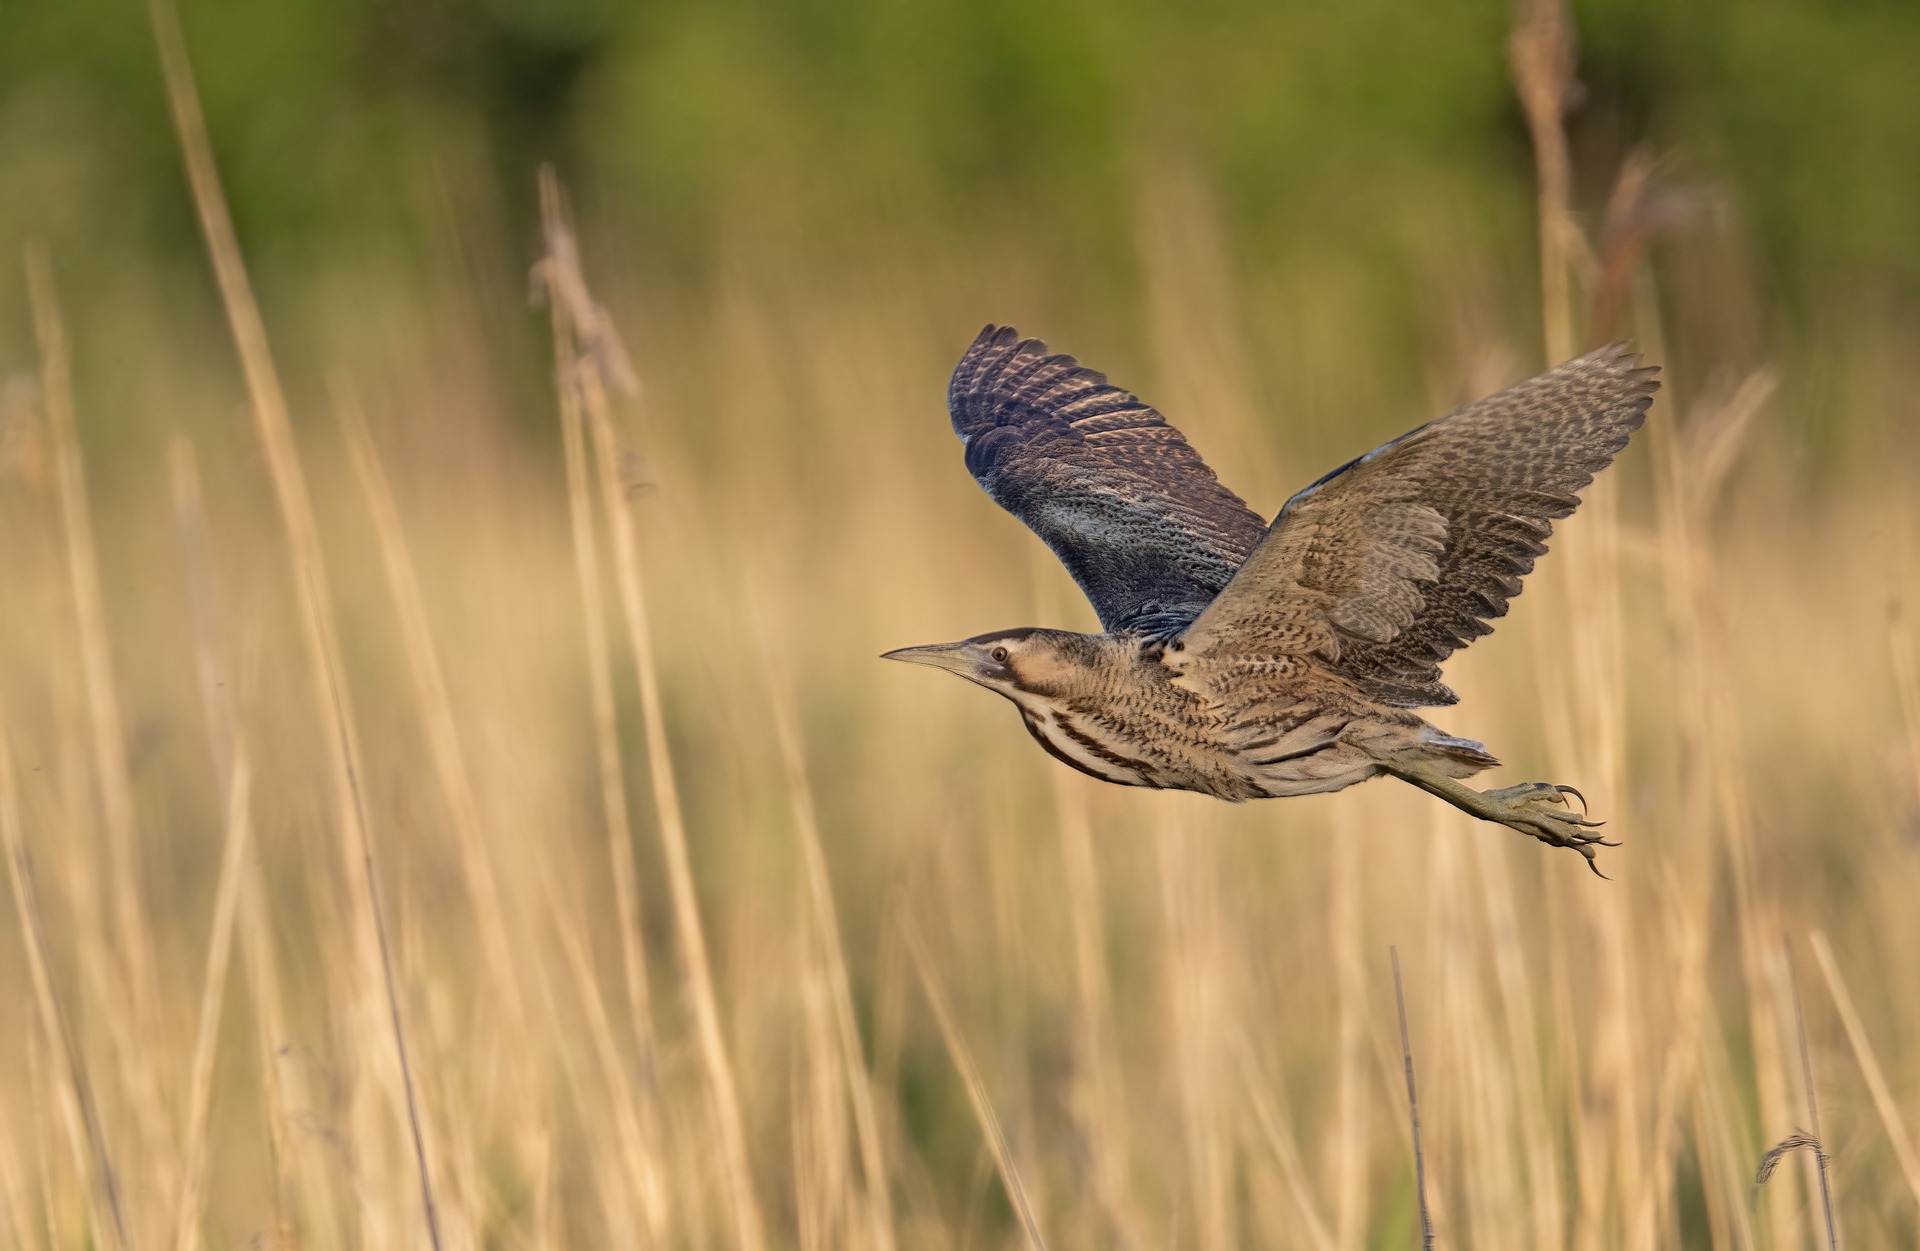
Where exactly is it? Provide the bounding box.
[539,170,766,1251]
[0,712,131,1251]
[23,248,158,1030]
[547,241,658,1063]
[1788,953,1839,1251]
[1392,947,1434,1251]
[147,2,444,1243]
[1809,930,1920,1210]
[904,922,1050,1251]
[336,388,531,1040]
[171,745,253,1251]
[1510,0,1578,364]
[750,606,895,1251]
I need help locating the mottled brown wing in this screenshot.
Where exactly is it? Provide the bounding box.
[1177,344,1659,706]
[949,325,1269,633]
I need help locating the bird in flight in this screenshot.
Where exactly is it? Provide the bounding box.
[885,326,1658,872]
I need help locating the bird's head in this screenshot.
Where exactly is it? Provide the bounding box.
[881,627,1087,700]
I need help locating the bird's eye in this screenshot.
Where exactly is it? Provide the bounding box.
[990,646,1010,663]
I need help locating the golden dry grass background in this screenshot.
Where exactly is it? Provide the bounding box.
[2,1,1919,1248]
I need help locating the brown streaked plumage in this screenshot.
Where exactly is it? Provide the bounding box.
[887,325,1660,871]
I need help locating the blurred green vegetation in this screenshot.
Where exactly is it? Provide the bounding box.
[5,0,1919,367]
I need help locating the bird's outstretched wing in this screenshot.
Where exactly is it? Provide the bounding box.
[1176,344,1659,706]
[949,325,1268,633]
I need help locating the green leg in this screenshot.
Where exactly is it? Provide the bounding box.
[1380,760,1617,876]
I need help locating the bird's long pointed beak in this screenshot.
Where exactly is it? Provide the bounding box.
[880,642,976,676]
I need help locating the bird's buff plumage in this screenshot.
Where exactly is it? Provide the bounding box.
[887,326,1659,872]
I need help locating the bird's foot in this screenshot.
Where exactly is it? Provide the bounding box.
[1481,783,1617,875]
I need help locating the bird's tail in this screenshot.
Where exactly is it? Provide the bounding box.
[1420,730,1500,778]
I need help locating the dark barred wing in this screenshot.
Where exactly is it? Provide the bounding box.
[1178,344,1659,706]
[949,326,1268,633]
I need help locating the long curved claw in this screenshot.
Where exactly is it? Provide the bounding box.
[1384,765,1622,875]
[1548,785,1607,827]
[1487,780,1622,869]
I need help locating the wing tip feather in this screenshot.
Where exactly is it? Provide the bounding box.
[1580,340,1663,401]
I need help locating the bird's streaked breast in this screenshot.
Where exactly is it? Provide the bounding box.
[1017,705,1155,788]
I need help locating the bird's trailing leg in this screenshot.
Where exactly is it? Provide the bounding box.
[1380,761,1617,875]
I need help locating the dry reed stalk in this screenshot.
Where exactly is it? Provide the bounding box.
[528,1124,558,1251]
[790,949,835,1251]
[1737,853,1803,1246]
[1426,813,1516,1246]
[22,246,161,1044]
[982,792,1046,1228]
[1787,956,1840,1251]
[1590,153,1656,347]
[1157,812,1232,1251]
[537,170,766,1251]
[1808,930,1920,1209]
[1505,12,1612,1251]
[0,712,131,1251]
[1049,773,1144,1246]
[1391,947,1433,1251]
[1510,0,1579,364]
[1634,871,1713,1244]
[1329,817,1371,1251]
[1229,1031,1334,1251]
[1512,5,1666,1240]
[519,896,645,1245]
[26,1007,72,1249]
[543,193,660,1069]
[25,249,177,1226]
[168,438,320,1248]
[1688,1042,1756,1250]
[1024,554,1141,1247]
[236,860,309,1248]
[170,742,253,1251]
[0,1112,33,1251]
[147,1,446,1242]
[540,857,671,1243]
[336,388,533,1041]
[902,921,1050,1251]
[341,386,571,1250]
[403,948,484,1251]
[167,438,237,769]
[1651,366,1801,1245]
[1470,834,1564,1247]
[1568,498,1646,1251]
[1638,338,1781,1251]
[749,605,895,1251]
[543,380,674,1245]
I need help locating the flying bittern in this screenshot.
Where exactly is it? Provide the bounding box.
[885,326,1659,872]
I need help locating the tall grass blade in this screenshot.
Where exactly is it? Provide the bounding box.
[23,246,159,1043]
[170,743,252,1251]
[146,1,446,1242]
[1790,956,1840,1251]
[904,922,1050,1251]
[750,602,895,1251]
[1809,930,1920,1211]
[0,710,131,1251]
[1392,946,1434,1251]
[537,168,767,1251]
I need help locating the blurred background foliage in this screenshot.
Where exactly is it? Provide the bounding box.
[4,0,1919,455]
